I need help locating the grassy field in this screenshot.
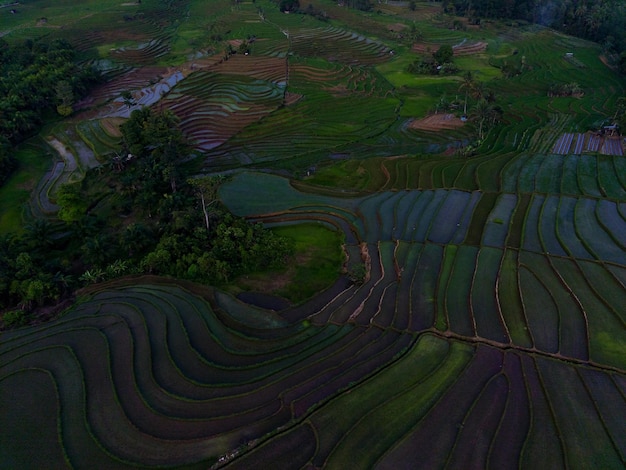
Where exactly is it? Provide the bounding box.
[1,0,626,468]
[228,222,345,304]
[0,139,55,234]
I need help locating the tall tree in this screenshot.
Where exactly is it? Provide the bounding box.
[187,176,225,234]
[459,70,475,116]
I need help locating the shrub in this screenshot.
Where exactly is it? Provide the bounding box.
[348,263,367,285]
[2,310,29,328]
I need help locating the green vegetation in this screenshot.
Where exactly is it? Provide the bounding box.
[230,223,345,304]
[1,0,626,468]
[0,37,100,184]
[0,140,53,233]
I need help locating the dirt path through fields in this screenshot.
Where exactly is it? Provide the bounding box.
[47,139,77,172]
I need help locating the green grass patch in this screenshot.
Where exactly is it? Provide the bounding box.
[453,56,502,80]
[0,140,54,234]
[231,222,345,305]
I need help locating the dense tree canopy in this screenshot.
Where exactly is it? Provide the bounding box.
[0,107,293,319]
[442,0,626,58]
[0,38,101,185]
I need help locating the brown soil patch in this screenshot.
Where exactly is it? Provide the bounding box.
[412,41,487,56]
[228,39,244,48]
[409,114,465,131]
[327,84,351,97]
[599,55,616,71]
[387,23,407,32]
[204,54,286,82]
[100,117,124,138]
[284,91,303,106]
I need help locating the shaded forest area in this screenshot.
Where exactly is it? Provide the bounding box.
[0,108,292,321]
[442,0,626,69]
[0,38,101,184]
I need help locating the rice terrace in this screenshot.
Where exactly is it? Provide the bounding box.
[1,0,626,468]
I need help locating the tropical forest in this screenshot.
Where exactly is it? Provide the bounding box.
[1,0,625,468]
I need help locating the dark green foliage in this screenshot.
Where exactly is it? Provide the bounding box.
[0,236,65,312]
[0,38,100,144]
[0,137,16,186]
[0,106,293,315]
[408,45,458,76]
[471,99,503,140]
[433,44,454,65]
[1,310,29,328]
[71,111,291,283]
[56,182,89,223]
[441,0,626,61]
[348,262,367,284]
[0,37,101,187]
[279,0,300,12]
[345,0,373,12]
[141,214,292,284]
[120,107,190,196]
[547,82,584,97]
[303,3,329,21]
[620,51,626,75]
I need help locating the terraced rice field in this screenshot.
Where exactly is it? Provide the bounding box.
[2,271,624,468]
[2,0,626,467]
[160,71,285,151]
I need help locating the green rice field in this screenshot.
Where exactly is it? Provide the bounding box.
[1,0,625,468]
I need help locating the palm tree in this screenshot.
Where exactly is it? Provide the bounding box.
[107,259,129,277]
[458,70,474,116]
[471,100,502,140]
[82,233,113,268]
[472,99,492,140]
[121,223,151,257]
[470,80,486,101]
[53,271,74,297]
[23,219,55,252]
[79,269,104,284]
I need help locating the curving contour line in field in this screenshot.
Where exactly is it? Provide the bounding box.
[2,170,625,469]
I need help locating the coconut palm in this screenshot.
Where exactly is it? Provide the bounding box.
[458,70,474,116]
[23,219,55,252]
[471,99,502,140]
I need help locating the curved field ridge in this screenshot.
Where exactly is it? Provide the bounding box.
[4,0,626,465]
[222,172,626,370]
[5,156,626,466]
[1,286,623,469]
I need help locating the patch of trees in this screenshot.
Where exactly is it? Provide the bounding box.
[302,3,330,21]
[279,0,300,12]
[0,108,294,327]
[408,44,458,75]
[441,0,626,61]
[88,108,292,284]
[0,218,75,325]
[548,82,584,97]
[0,38,101,185]
[619,53,626,75]
[273,0,329,20]
[343,0,373,12]
[0,138,15,187]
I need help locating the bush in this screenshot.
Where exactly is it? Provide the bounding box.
[2,310,29,328]
[348,263,367,285]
